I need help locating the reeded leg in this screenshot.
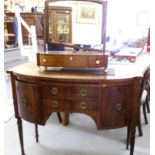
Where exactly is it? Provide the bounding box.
[35,124,39,142]
[57,112,62,123]
[17,118,25,155]
[130,126,136,155]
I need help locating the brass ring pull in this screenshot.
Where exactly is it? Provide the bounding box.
[52,100,59,108]
[80,89,88,96]
[80,102,87,110]
[22,99,28,107]
[115,103,122,111]
[51,87,58,95]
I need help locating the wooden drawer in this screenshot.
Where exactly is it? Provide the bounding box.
[42,98,99,112]
[16,80,40,123]
[40,83,99,99]
[101,84,132,129]
[37,52,108,68]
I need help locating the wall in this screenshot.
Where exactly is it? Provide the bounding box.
[106,0,150,47]
[49,1,102,46]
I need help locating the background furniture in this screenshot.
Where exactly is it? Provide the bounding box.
[46,6,72,44]
[5,12,43,44]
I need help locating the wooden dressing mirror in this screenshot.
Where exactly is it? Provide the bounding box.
[37,0,108,69]
[44,0,107,52]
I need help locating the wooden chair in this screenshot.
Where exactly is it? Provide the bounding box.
[138,68,150,136]
[126,68,150,149]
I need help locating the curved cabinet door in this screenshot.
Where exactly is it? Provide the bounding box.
[101,84,132,129]
[16,80,40,123]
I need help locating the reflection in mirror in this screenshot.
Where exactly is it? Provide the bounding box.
[44,0,107,52]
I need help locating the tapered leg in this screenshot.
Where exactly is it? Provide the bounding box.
[57,112,62,123]
[17,118,25,155]
[146,87,150,113]
[35,124,39,142]
[146,100,150,113]
[126,125,131,150]
[137,110,143,137]
[143,104,148,124]
[130,126,136,155]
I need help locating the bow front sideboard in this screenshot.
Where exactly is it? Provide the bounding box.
[7,54,150,155]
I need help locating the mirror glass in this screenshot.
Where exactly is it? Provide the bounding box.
[45,0,107,52]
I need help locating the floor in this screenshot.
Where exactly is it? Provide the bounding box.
[4,113,150,155]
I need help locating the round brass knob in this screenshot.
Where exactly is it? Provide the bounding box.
[43,59,47,63]
[52,100,59,108]
[80,102,87,110]
[80,89,88,96]
[51,87,58,95]
[22,99,28,107]
[69,56,73,61]
[115,103,122,111]
[96,60,100,65]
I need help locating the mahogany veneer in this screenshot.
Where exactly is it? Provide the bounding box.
[7,61,145,155]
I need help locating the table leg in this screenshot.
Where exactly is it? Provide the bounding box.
[130,126,136,155]
[57,112,62,123]
[35,124,39,142]
[61,112,69,126]
[126,125,131,150]
[17,118,25,155]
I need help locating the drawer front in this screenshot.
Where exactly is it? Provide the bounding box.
[16,80,40,123]
[37,54,88,67]
[40,83,99,99]
[42,99,99,112]
[68,99,99,111]
[88,55,108,68]
[37,53,108,68]
[101,85,132,129]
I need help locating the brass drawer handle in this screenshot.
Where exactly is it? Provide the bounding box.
[80,102,87,110]
[22,99,28,107]
[96,60,100,65]
[52,100,59,108]
[42,59,47,63]
[69,56,73,61]
[80,89,88,96]
[51,87,58,95]
[115,103,122,111]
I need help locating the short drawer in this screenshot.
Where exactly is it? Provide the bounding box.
[42,99,67,111]
[42,99,99,112]
[40,83,99,99]
[68,99,99,111]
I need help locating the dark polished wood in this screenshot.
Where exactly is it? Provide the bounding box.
[36,51,108,68]
[130,126,136,155]
[17,118,25,155]
[6,56,150,155]
[35,124,39,143]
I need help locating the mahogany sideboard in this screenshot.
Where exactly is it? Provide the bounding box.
[7,54,150,155]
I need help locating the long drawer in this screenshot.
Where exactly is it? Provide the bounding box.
[42,98,99,112]
[39,82,99,99]
[37,52,108,68]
